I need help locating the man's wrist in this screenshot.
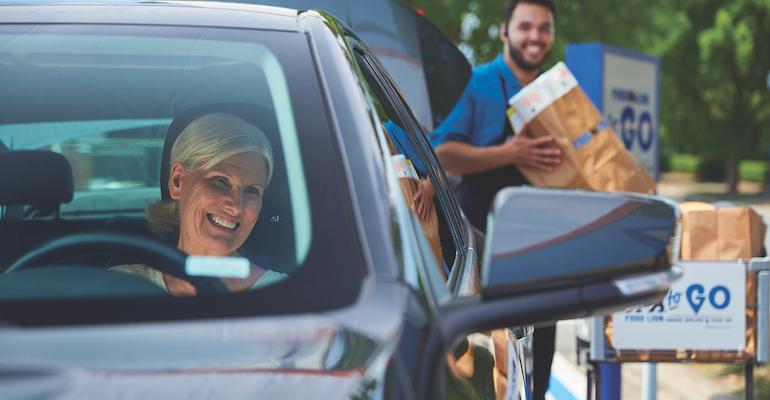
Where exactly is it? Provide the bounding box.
[491,142,516,167]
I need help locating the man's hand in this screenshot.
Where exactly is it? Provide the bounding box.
[434,125,561,175]
[413,177,435,221]
[500,125,561,172]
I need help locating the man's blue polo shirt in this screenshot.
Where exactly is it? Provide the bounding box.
[383,120,427,175]
[430,54,522,148]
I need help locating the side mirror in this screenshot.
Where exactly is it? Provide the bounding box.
[435,187,680,348]
[482,187,677,299]
[424,187,681,400]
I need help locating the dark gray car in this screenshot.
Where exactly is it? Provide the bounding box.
[0,2,678,399]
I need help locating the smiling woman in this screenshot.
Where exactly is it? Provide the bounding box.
[113,113,287,296]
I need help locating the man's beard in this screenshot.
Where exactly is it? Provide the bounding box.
[507,42,550,71]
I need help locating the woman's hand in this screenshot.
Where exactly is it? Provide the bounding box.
[413,177,435,221]
[221,263,266,292]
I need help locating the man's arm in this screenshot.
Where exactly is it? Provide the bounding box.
[435,141,512,175]
[435,127,561,175]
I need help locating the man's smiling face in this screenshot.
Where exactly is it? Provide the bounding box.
[501,2,554,71]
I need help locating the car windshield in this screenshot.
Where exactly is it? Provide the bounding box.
[0,24,364,321]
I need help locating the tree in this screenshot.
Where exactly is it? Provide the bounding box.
[663,0,770,194]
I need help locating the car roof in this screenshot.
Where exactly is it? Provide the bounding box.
[0,1,306,31]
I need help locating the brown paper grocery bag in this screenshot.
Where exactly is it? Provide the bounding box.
[718,207,766,260]
[523,94,596,190]
[584,129,656,193]
[508,63,655,194]
[679,202,719,260]
[679,202,766,260]
[397,177,445,280]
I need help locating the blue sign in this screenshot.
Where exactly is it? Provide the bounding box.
[566,43,660,180]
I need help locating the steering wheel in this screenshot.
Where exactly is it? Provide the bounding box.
[5,232,229,294]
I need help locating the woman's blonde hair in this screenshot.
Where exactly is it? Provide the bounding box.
[147,112,274,242]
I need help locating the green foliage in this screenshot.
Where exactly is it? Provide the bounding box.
[739,159,768,182]
[670,154,699,173]
[662,0,770,192]
[405,0,770,193]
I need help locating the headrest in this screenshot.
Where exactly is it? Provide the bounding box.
[160,103,276,202]
[0,151,73,207]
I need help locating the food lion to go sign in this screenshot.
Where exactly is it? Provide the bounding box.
[567,43,660,180]
[612,261,746,351]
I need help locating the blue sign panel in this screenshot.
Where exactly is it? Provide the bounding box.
[567,43,660,180]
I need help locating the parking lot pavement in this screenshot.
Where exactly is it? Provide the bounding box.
[551,320,588,400]
[656,172,765,203]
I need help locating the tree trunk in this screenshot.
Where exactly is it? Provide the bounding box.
[726,155,739,195]
[765,164,770,195]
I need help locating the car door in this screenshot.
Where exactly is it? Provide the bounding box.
[346,33,525,400]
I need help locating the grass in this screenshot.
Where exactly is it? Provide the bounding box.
[669,153,699,173]
[695,363,770,399]
[668,154,768,183]
[741,160,768,183]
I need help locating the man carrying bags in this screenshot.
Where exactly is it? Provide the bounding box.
[430,1,560,398]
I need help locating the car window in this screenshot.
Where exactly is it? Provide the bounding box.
[350,45,461,281]
[0,24,364,316]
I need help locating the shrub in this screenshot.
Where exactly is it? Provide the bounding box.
[695,157,726,182]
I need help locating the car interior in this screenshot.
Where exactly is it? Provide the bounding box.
[0,103,296,276]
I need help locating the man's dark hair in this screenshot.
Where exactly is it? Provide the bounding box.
[504,0,556,31]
